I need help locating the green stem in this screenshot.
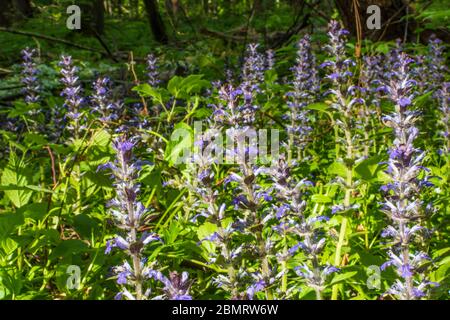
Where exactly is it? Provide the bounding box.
[331,216,347,300]
[281,236,288,295]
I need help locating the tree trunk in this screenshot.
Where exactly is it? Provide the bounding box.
[117,0,123,16]
[0,0,13,27]
[79,0,104,35]
[334,0,415,42]
[94,0,105,34]
[144,0,169,44]
[203,0,208,15]
[0,0,33,26]
[14,0,33,18]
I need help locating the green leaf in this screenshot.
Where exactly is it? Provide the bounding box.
[311,194,332,203]
[7,101,35,118]
[330,271,358,285]
[132,83,162,102]
[0,270,22,297]
[265,69,278,84]
[23,133,48,146]
[92,129,111,148]
[73,214,98,239]
[355,155,383,181]
[0,156,33,208]
[179,74,210,94]
[167,76,182,96]
[17,203,48,221]
[0,238,18,255]
[306,102,330,112]
[197,222,217,254]
[49,240,89,259]
[0,212,24,240]
[164,122,193,166]
[328,161,347,177]
[192,107,212,119]
[167,75,210,97]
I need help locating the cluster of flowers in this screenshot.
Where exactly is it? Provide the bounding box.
[176,39,340,300]
[101,137,192,300]
[379,52,438,299]
[12,18,447,300]
[21,47,40,105]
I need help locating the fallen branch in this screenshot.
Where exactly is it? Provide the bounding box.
[0,68,13,74]
[0,27,115,59]
[92,29,119,62]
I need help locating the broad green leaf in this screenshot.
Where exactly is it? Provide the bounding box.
[49,240,89,259]
[167,76,183,96]
[328,161,347,177]
[132,83,162,102]
[0,212,24,240]
[355,155,383,181]
[0,238,18,255]
[197,222,217,254]
[0,156,33,208]
[23,133,48,146]
[306,102,330,112]
[311,194,332,203]
[180,74,210,94]
[330,271,358,285]
[73,214,99,239]
[17,203,48,221]
[164,122,193,166]
[92,129,111,148]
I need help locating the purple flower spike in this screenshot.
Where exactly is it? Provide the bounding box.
[21,47,40,105]
[380,52,437,300]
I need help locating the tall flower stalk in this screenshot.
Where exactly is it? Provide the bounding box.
[102,137,161,300]
[59,55,84,140]
[20,47,41,132]
[226,136,274,299]
[268,156,338,299]
[91,76,121,124]
[146,53,160,87]
[287,34,318,162]
[181,131,247,299]
[321,20,363,299]
[21,47,40,105]
[380,53,437,300]
[240,43,265,126]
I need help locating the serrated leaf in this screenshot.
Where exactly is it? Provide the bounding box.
[0,157,33,208]
[92,129,111,148]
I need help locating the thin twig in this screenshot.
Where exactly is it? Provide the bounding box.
[44,146,58,188]
[377,4,408,41]
[128,51,148,115]
[0,27,115,59]
[92,29,119,62]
